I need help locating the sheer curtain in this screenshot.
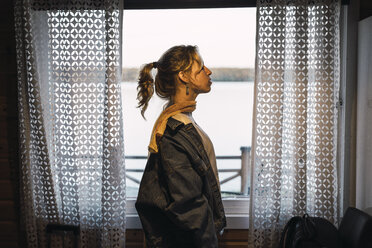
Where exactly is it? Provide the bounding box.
[249,0,341,247]
[14,0,125,247]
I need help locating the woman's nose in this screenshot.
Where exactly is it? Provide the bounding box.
[205,66,212,75]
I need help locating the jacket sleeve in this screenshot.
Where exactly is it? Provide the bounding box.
[159,136,218,247]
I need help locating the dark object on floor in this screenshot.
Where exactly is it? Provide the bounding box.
[279,213,341,248]
[339,207,372,248]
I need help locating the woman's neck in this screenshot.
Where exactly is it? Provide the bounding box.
[172,88,198,105]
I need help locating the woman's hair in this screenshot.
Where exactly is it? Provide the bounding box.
[137,45,201,118]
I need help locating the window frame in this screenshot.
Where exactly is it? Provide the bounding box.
[123,0,350,10]
[338,3,358,217]
[126,197,250,229]
[123,1,351,229]
[122,6,254,229]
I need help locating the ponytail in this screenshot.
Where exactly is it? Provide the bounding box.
[137,62,157,119]
[137,45,200,119]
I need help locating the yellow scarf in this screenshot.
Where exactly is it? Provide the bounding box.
[148,101,196,153]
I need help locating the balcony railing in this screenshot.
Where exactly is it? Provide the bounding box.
[125,146,251,195]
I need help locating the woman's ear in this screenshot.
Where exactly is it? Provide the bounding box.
[178,71,188,83]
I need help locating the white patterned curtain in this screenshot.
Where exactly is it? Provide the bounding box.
[14,0,125,247]
[249,0,340,247]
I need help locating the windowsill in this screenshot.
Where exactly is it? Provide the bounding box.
[126,197,249,229]
[126,214,249,229]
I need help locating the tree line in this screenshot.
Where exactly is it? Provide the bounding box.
[122,67,255,82]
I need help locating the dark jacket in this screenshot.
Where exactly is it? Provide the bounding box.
[135,117,226,248]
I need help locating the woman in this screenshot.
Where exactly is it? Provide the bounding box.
[135,45,226,248]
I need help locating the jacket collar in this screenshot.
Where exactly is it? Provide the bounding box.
[166,117,185,131]
[167,117,211,171]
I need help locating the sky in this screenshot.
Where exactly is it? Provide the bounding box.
[122,8,257,68]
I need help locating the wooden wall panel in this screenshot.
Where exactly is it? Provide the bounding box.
[0,201,17,221]
[125,229,145,248]
[0,221,19,248]
[0,0,21,247]
[219,229,249,247]
[0,159,12,180]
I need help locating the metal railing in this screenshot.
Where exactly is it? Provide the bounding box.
[125,146,251,195]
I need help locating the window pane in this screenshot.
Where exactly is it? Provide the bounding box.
[122,8,256,198]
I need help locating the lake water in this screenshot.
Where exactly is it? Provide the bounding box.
[121,81,254,195]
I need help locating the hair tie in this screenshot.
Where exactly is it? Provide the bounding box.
[153,62,158,69]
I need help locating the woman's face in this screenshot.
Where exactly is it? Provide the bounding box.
[188,59,213,94]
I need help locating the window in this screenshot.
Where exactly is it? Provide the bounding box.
[122,8,256,228]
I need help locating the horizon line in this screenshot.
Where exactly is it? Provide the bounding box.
[122,67,255,69]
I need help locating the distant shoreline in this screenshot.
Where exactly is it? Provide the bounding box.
[121,81,254,83]
[122,67,255,82]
